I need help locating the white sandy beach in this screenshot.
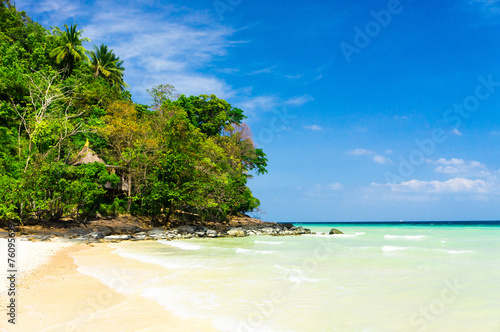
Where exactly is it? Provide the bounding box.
[0,239,74,296]
[0,239,217,331]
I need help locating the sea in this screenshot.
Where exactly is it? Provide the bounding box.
[72,222,500,332]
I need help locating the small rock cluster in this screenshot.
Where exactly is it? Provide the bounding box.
[11,217,352,243]
[67,223,313,242]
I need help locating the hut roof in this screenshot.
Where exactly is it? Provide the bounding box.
[70,140,105,166]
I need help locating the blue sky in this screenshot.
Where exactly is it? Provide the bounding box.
[16,0,500,221]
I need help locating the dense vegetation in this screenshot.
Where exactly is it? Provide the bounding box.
[0,0,267,226]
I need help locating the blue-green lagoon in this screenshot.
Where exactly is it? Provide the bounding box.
[72,222,500,331]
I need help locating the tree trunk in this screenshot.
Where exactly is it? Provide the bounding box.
[165,203,173,224]
[126,164,132,212]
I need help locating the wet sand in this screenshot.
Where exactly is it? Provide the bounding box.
[0,241,218,331]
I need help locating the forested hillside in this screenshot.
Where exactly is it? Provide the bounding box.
[0,0,267,225]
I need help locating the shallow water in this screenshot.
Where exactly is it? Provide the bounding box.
[72,223,500,331]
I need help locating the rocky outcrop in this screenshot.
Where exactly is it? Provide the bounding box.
[329,228,343,235]
[6,214,336,243]
[227,228,247,237]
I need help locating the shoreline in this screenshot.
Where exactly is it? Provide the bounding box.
[0,222,339,331]
[1,215,318,244]
[0,240,219,331]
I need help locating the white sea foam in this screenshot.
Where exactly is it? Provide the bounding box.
[304,233,331,237]
[158,240,202,250]
[305,232,365,238]
[236,248,275,254]
[142,286,214,320]
[332,232,366,238]
[111,249,206,270]
[438,249,476,254]
[254,240,284,245]
[142,287,278,332]
[382,246,409,252]
[384,235,425,240]
[74,264,139,295]
[273,265,323,284]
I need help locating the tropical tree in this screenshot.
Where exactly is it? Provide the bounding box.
[88,44,127,91]
[171,94,246,137]
[147,84,177,111]
[49,24,89,77]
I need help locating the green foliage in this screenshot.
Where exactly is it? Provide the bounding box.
[0,174,19,222]
[171,94,246,136]
[0,3,267,225]
[88,44,127,91]
[147,84,177,111]
[49,24,89,77]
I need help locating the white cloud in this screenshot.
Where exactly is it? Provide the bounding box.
[373,155,392,164]
[349,149,392,164]
[71,3,240,103]
[304,125,323,131]
[237,96,279,113]
[305,183,344,197]
[431,158,490,177]
[450,128,463,136]
[373,178,491,194]
[434,158,466,166]
[349,148,375,156]
[16,0,82,24]
[284,95,314,106]
[248,66,277,75]
[327,183,344,191]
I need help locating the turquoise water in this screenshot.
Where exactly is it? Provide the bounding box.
[73,223,500,331]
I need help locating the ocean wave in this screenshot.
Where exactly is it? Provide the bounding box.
[384,235,426,241]
[382,246,409,252]
[142,287,278,332]
[111,249,207,270]
[254,240,284,245]
[437,249,476,254]
[158,240,202,250]
[304,233,331,237]
[142,286,214,320]
[273,265,323,284]
[332,232,366,238]
[305,232,365,238]
[236,248,275,254]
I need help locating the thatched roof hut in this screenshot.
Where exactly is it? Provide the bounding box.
[69,140,105,166]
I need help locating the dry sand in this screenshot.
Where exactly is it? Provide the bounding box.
[0,240,218,332]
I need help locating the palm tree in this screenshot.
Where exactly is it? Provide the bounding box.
[88,44,127,91]
[50,24,90,77]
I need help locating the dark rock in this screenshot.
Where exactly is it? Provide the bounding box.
[132,232,148,240]
[260,227,278,235]
[206,230,217,237]
[280,223,294,229]
[67,228,88,236]
[294,226,306,234]
[177,225,207,235]
[104,234,131,241]
[148,228,167,239]
[329,228,343,235]
[110,225,142,234]
[85,232,105,240]
[227,228,246,237]
[96,226,113,236]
